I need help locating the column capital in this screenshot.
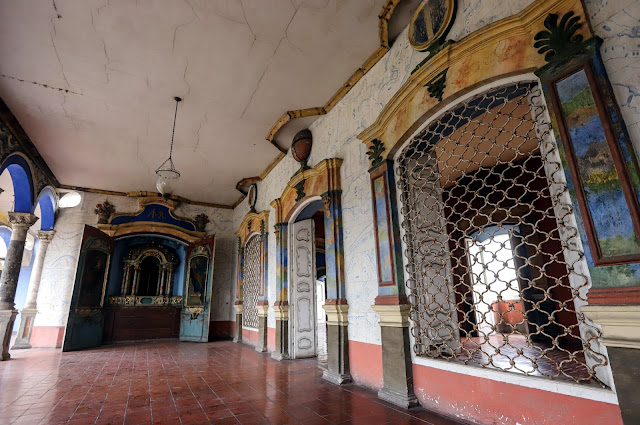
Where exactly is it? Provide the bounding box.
[372,304,411,328]
[582,305,640,349]
[8,212,38,228]
[36,230,56,242]
[323,303,348,326]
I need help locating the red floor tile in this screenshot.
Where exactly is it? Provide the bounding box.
[1,341,464,425]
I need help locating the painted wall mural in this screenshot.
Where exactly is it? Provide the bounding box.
[555,69,640,261]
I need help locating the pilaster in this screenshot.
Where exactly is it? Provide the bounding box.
[367,160,418,407]
[256,302,269,353]
[583,305,640,424]
[233,302,243,343]
[271,302,289,361]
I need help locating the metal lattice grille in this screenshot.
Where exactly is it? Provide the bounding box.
[397,82,607,384]
[243,236,261,328]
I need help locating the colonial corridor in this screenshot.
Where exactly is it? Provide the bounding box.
[0,341,462,425]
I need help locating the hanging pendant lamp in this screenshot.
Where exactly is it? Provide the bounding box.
[156,97,182,196]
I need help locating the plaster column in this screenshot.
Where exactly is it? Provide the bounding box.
[271,222,289,360]
[0,212,38,361]
[272,302,288,360]
[368,160,418,407]
[13,230,56,350]
[583,306,640,424]
[233,302,243,343]
[256,232,269,353]
[321,190,352,384]
[255,302,268,352]
[234,241,244,343]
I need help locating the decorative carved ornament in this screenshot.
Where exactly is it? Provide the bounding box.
[236,209,270,247]
[97,194,205,242]
[271,158,343,224]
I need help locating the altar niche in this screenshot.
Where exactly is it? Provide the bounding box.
[120,244,178,297]
[102,237,186,343]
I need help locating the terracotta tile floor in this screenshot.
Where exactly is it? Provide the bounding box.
[0,341,464,425]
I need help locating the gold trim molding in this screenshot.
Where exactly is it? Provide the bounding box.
[270,158,343,224]
[236,209,270,245]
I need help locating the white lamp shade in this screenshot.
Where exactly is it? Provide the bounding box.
[156,170,180,195]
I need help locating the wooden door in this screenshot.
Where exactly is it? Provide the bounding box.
[62,225,113,351]
[180,235,215,342]
[290,219,316,358]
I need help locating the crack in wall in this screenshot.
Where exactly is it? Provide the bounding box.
[183,58,191,97]
[60,94,79,131]
[239,0,257,47]
[0,74,83,95]
[52,0,62,18]
[172,0,199,54]
[240,6,300,119]
[193,113,208,152]
[102,39,111,84]
[50,33,71,89]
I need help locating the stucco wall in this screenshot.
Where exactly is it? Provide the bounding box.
[34,191,235,328]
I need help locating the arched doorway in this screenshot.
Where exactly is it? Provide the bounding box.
[271,158,351,384]
[287,198,328,361]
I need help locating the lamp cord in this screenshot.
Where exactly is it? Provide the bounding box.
[169,99,179,162]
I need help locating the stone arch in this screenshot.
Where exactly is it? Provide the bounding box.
[0,153,35,213]
[33,186,57,231]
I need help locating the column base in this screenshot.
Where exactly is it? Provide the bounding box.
[270,351,288,361]
[12,310,37,350]
[378,387,419,408]
[233,308,243,343]
[323,303,351,386]
[256,307,268,353]
[272,304,289,361]
[0,309,18,361]
[322,369,352,385]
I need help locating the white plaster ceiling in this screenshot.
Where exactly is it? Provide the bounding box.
[0,0,389,205]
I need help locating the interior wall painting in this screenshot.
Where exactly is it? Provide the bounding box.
[551,64,640,288]
[78,250,109,308]
[373,175,393,285]
[187,255,208,306]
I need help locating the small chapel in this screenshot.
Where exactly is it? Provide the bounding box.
[0,1,639,424]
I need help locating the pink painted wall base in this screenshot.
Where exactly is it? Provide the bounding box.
[30,326,64,348]
[412,363,622,425]
[348,341,383,391]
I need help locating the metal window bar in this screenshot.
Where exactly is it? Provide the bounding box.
[396,81,608,384]
[243,235,261,329]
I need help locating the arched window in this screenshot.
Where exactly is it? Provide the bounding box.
[243,235,262,329]
[397,81,607,384]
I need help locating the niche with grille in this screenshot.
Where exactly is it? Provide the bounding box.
[243,235,262,329]
[397,81,607,384]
